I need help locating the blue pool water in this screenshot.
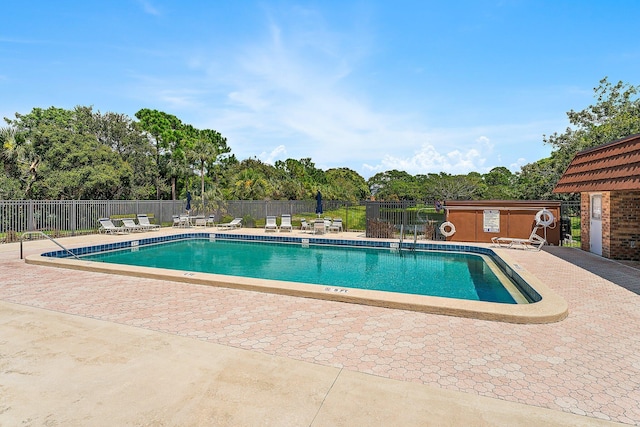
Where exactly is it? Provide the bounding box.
[82,239,519,304]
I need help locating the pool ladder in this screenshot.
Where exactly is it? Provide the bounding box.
[20,231,80,260]
[398,224,418,253]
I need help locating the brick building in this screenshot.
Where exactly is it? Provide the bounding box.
[553,134,640,261]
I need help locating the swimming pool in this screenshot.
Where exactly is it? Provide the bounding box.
[81,239,523,304]
[28,232,568,323]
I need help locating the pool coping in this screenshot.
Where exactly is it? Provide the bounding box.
[25,232,568,324]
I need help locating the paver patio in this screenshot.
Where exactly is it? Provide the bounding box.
[1,230,639,425]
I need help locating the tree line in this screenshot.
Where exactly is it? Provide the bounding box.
[1,78,638,203]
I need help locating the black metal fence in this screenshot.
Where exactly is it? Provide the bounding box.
[560,200,581,247]
[365,201,445,240]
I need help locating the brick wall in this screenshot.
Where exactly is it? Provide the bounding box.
[602,192,611,258]
[580,193,590,252]
[609,191,640,261]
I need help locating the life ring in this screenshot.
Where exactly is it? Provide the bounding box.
[535,209,555,227]
[440,221,456,237]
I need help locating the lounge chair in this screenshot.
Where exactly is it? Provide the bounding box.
[98,218,129,234]
[205,215,216,227]
[217,218,242,230]
[137,214,160,230]
[300,219,310,231]
[265,216,278,232]
[179,214,191,228]
[280,214,293,232]
[194,216,207,227]
[328,218,343,233]
[313,218,326,235]
[324,217,332,230]
[491,226,546,251]
[121,218,144,232]
[172,215,181,228]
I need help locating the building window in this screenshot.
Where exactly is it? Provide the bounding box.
[591,194,602,220]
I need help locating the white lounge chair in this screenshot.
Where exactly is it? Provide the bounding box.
[300,219,310,231]
[217,218,242,230]
[172,215,181,227]
[491,226,546,251]
[313,218,326,235]
[328,218,343,233]
[265,216,278,232]
[280,214,293,232]
[121,218,144,232]
[137,214,160,230]
[194,216,207,227]
[205,215,216,227]
[98,218,129,234]
[179,214,190,228]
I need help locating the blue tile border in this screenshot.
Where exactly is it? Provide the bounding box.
[42,232,540,302]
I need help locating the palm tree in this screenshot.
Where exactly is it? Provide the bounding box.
[232,168,269,200]
[186,127,230,206]
[0,126,40,198]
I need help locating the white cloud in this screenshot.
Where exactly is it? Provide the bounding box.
[128,6,554,180]
[476,135,493,150]
[259,145,287,164]
[509,157,528,172]
[362,142,489,176]
[137,0,160,16]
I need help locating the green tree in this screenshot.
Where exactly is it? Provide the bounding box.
[0,126,25,198]
[184,125,230,205]
[81,107,156,199]
[482,167,516,199]
[5,107,133,199]
[325,167,370,202]
[37,132,132,199]
[516,77,640,199]
[231,167,269,200]
[134,109,184,199]
[271,158,329,199]
[423,172,482,201]
[367,170,417,200]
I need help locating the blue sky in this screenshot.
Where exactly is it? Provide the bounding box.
[2,1,640,179]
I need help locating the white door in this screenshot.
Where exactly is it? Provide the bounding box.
[590,194,602,256]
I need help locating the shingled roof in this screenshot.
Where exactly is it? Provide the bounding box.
[553,133,640,193]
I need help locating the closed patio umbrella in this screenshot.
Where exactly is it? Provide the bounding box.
[315,191,323,217]
[186,191,192,212]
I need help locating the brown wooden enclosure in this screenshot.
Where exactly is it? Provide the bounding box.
[443,200,561,245]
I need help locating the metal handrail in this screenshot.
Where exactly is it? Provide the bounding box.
[20,231,81,260]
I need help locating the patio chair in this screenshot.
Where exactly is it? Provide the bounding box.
[194,216,207,227]
[217,218,242,230]
[280,214,293,232]
[491,225,546,251]
[313,218,326,235]
[205,215,216,227]
[137,214,160,230]
[300,219,310,231]
[328,218,343,233]
[172,215,181,228]
[98,218,129,234]
[265,216,278,232]
[121,218,144,232]
[179,214,191,228]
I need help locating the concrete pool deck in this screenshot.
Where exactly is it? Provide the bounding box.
[2,227,639,425]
